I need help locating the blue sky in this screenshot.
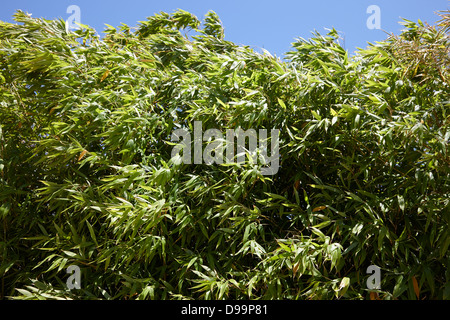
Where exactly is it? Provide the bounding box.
[1,0,448,58]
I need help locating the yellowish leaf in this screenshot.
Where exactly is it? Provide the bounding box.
[330,108,337,116]
[292,263,299,277]
[78,150,87,161]
[412,276,420,299]
[100,69,110,82]
[312,206,326,212]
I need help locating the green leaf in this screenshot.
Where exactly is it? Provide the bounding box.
[337,277,350,298]
[311,110,322,121]
[277,98,287,110]
[393,276,407,298]
[86,221,98,246]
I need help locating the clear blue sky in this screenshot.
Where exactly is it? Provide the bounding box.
[1,0,448,58]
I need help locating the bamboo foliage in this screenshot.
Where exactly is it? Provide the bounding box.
[0,9,449,300]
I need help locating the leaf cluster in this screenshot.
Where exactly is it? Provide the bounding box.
[0,9,449,300]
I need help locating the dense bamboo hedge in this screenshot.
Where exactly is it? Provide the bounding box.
[0,9,449,300]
